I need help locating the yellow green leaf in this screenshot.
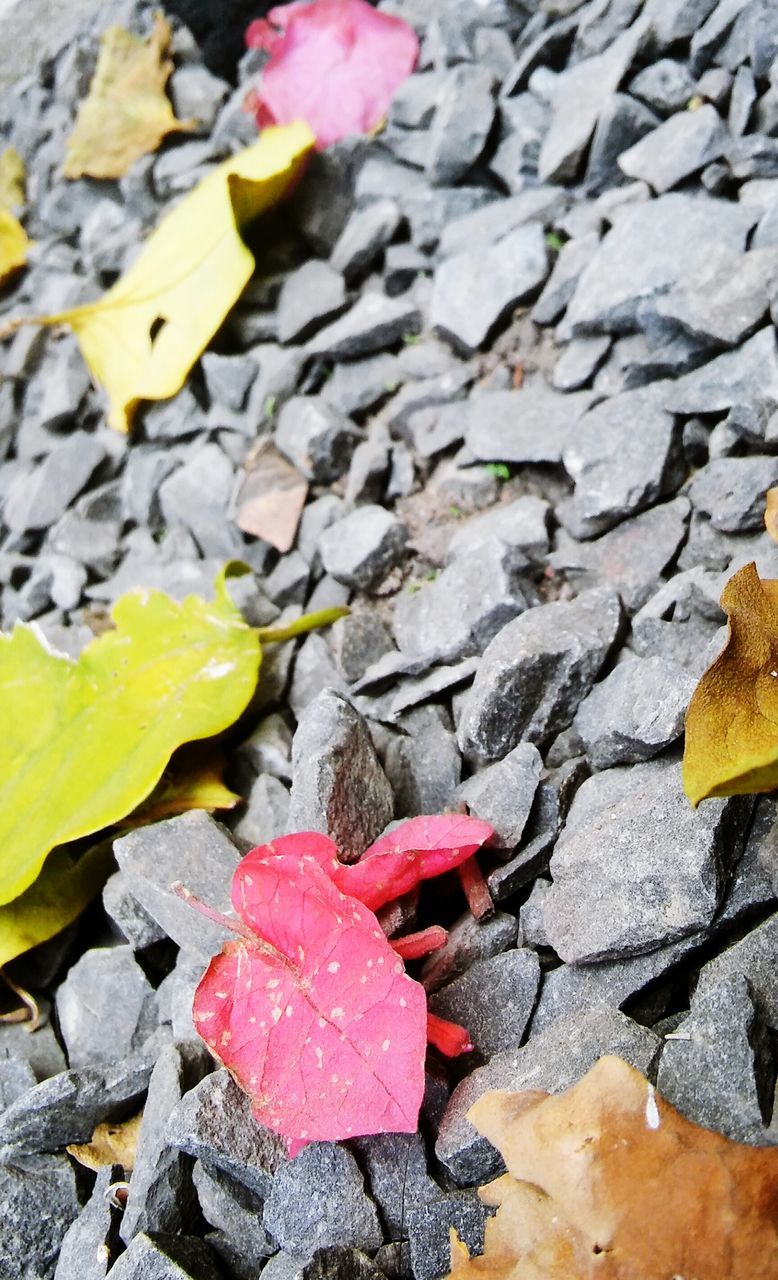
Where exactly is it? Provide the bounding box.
[35,122,313,432]
[0,147,25,212]
[683,561,778,805]
[0,147,29,285]
[0,566,261,905]
[63,14,193,180]
[123,743,240,828]
[0,841,114,969]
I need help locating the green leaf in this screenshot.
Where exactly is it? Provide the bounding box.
[485,462,511,481]
[0,566,261,905]
[0,842,114,968]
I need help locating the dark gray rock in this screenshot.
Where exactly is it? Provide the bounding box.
[694,912,778,1026]
[518,880,553,949]
[560,385,683,538]
[352,1131,438,1239]
[159,444,241,560]
[0,1047,162,1154]
[3,434,106,533]
[300,1248,389,1280]
[331,200,401,282]
[543,759,745,963]
[436,1005,661,1185]
[429,950,541,1058]
[122,1043,210,1244]
[531,232,601,327]
[54,1164,121,1280]
[549,497,691,612]
[464,385,593,464]
[539,30,641,182]
[456,743,543,849]
[427,65,495,185]
[664,328,778,414]
[275,397,361,483]
[629,59,697,114]
[446,496,550,562]
[383,705,462,817]
[618,103,726,192]
[658,973,777,1143]
[421,912,519,993]
[687,456,778,532]
[0,1154,80,1280]
[167,1069,287,1199]
[566,194,754,333]
[56,945,157,1069]
[278,261,348,345]
[288,633,350,721]
[729,64,757,136]
[574,654,697,766]
[264,552,311,608]
[407,1192,487,1280]
[233,772,290,847]
[458,587,622,762]
[430,224,548,352]
[319,506,408,591]
[0,1012,66,1084]
[306,293,420,361]
[201,351,257,413]
[263,1143,382,1259]
[393,540,533,665]
[648,246,778,348]
[586,93,660,193]
[193,1161,275,1279]
[113,812,242,962]
[0,1058,36,1112]
[322,354,401,419]
[373,657,478,723]
[170,63,229,131]
[332,612,395,685]
[689,0,753,75]
[288,689,393,854]
[107,1232,224,1280]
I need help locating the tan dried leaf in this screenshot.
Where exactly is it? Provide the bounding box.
[67,1110,143,1172]
[63,13,192,180]
[446,1055,778,1280]
[765,487,778,544]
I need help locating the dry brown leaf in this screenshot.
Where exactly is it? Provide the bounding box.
[236,439,309,553]
[63,13,192,180]
[765,488,778,544]
[446,1055,778,1280]
[682,561,778,805]
[67,1110,143,1172]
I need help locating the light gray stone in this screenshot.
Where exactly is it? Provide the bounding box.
[574,653,697,766]
[3,434,106,533]
[446,495,551,562]
[429,950,541,1057]
[107,1232,224,1280]
[618,103,727,192]
[431,224,548,352]
[687,455,778,532]
[421,912,519,994]
[0,1154,80,1280]
[664,328,778,414]
[56,946,157,1069]
[319,505,408,591]
[306,292,421,360]
[263,1144,382,1260]
[427,65,495,185]
[277,261,347,345]
[648,246,778,348]
[456,743,543,849]
[464,385,593,464]
[275,397,360,483]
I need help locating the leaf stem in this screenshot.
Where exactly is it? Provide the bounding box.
[426,1012,473,1057]
[171,881,256,942]
[256,605,349,644]
[391,926,448,960]
[457,857,494,921]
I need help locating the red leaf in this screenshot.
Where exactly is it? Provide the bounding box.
[332,814,495,912]
[245,0,419,150]
[192,850,427,1152]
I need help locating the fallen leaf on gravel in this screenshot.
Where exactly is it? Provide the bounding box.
[235,439,308,552]
[64,14,192,179]
[191,849,429,1154]
[122,743,240,828]
[765,488,778,543]
[68,1110,143,1172]
[447,1056,778,1280]
[21,123,313,431]
[0,842,113,969]
[0,564,260,907]
[0,147,28,285]
[245,0,419,149]
[683,561,778,805]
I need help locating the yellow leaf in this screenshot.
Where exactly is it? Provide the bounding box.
[36,123,313,431]
[0,842,113,969]
[123,743,240,828]
[765,488,778,544]
[683,561,778,806]
[68,1111,143,1173]
[0,147,25,212]
[0,147,29,285]
[63,14,192,180]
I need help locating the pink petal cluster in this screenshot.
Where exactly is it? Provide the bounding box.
[245,0,419,150]
[189,814,492,1154]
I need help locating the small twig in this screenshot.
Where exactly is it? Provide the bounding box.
[0,969,41,1030]
[456,857,494,922]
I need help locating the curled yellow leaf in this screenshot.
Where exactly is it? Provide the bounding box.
[765,487,778,544]
[683,561,778,805]
[64,14,192,180]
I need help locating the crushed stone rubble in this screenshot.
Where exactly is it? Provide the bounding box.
[2,0,778,1276]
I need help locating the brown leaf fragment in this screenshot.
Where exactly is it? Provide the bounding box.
[235,439,308,553]
[63,14,193,180]
[446,1055,778,1280]
[68,1111,143,1173]
[765,488,778,544]
[682,561,778,805]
